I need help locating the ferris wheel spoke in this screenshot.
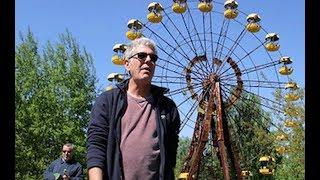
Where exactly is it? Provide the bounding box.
[186,5,205,53]
[224,29,247,60]
[168,82,203,97]
[178,99,201,132]
[178,105,198,132]
[223,82,286,109]
[162,10,198,56]
[216,29,247,74]
[223,93,280,139]
[202,13,207,53]
[202,13,216,74]
[220,85,285,117]
[222,79,287,88]
[209,12,215,72]
[224,81,284,90]
[214,18,227,58]
[221,79,286,95]
[156,37,212,78]
[205,33,260,89]
[169,19,213,75]
[153,75,202,81]
[156,64,187,77]
[159,20,194,62]
[157,62,207,81]
[177,86,205,107]
[224,112,278,168]
[219,60,280,79]
[216,20,231,60]
[143,25,192,66]
[217,43,265,76]
[158,57,186,70]
[220,89,270,133]
[152,80,188,85]
[224,113,247,161]
[180,14,200,56]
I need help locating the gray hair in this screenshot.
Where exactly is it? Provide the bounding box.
[63,143,74,149]
[123,37,157,61]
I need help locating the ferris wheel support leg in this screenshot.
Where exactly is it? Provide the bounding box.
[221,112,243,180]
[187,87,216,180]
[214,82,243,180]
[214,82,231,180]
[180,113,203,175]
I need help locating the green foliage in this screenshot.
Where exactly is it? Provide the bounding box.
[15,29,97,179]
[174,137,225,179]
[273,88,305,179]
[174,136,191,178]
[226,93,277,178]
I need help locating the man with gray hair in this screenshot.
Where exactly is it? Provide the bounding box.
[87,37,181,180]
[44,143,83,180]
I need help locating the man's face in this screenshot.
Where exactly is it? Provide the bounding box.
[61,145,73,162]
[125,45,157,83]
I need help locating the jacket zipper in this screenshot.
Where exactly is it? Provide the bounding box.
[156,105,165,180]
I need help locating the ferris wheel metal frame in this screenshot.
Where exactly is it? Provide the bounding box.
[108,0,300,179]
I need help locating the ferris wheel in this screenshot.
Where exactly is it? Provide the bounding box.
[108,0,300,179]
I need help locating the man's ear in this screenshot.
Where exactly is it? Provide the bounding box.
[124,60,130,72]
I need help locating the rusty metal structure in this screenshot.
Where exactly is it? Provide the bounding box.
[179,55,243,179]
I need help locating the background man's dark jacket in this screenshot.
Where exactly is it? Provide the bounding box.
[43,158,83,180]
[86,79,181,180]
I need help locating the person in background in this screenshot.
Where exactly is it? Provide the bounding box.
[86,37,181,180]
[44,143,83,180]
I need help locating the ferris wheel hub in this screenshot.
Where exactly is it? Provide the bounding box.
[202,73,220,89]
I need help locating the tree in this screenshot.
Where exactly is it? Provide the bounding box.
[226,93,278,179]
[273,88,305,179]
[15,29,97,179]
[175,136,192,178]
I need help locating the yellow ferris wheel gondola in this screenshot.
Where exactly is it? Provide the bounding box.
[107,73,124,82]
[276,134,288,141]
[246,13,261,33]
[280,56,292,65]
[284,120,299,128]
[276,146,286,154]
[147,2,164,23]
[172,0,187,14]
[224,0,238,19]
[259,156,275,175]
[284,106,299,116]
[284,92,299,101]
[285,81,299,90]
[111,43,127,65]
[198,0,213,12]
[178,172,189,180]
[241,170,253,177]
[105,85,113,91]
[126,19,143,40]
[265,33,280,51]
[105,72,125,92]
[279,66,293,75]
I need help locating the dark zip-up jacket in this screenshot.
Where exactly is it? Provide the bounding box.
[43,158,83,180]
[86,79,181,180]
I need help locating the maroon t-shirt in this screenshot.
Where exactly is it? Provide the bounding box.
[120,92,160,180]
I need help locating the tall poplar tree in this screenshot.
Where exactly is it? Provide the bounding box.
[15,29,97,179]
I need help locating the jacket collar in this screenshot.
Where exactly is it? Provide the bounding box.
[116,78,169,97]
